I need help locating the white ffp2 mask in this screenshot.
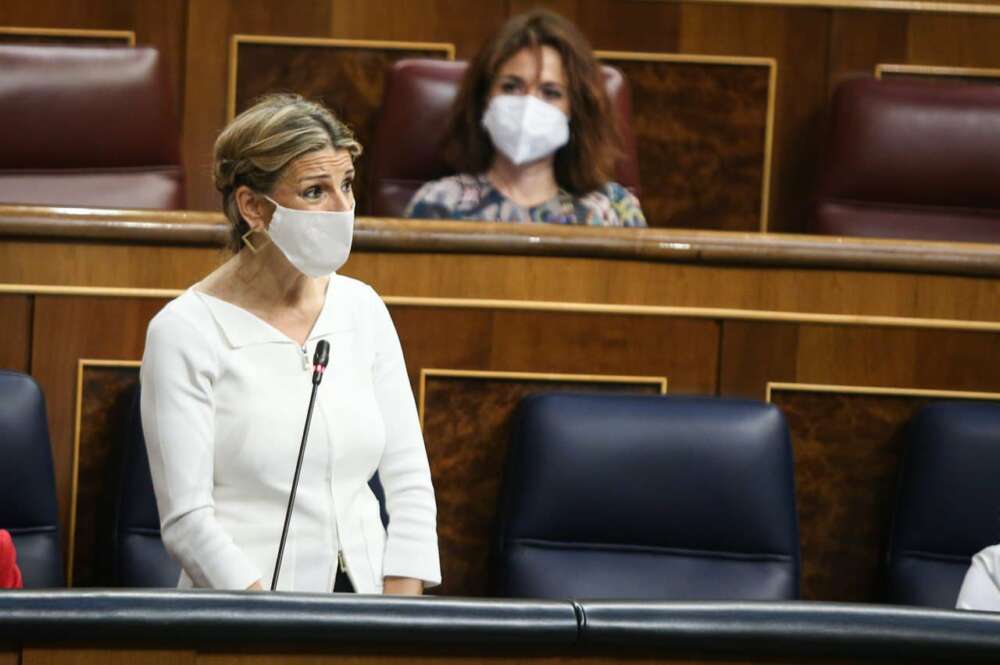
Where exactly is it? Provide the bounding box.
[481,94,570,165]
[265,197,354,278]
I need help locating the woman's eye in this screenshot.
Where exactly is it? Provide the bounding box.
[303,186,322,199]
[501,81,521,94]
[341,180,353,194]
[543,87,563,100]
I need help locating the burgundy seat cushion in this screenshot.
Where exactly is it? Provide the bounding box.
[808,77,1000,242]
[369,58,640,218]
[0,45,184,209]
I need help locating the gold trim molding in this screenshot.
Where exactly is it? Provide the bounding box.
[68,359,142,587]
[227,34,456,121]
[678,0,1000,16]
[596,51,777,233]
[766,381,1000,402]
[876,63,1000,79]
[0,27,136,45]
[418,368,668,428]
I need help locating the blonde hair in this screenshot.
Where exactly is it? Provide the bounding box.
[213,93,362,252]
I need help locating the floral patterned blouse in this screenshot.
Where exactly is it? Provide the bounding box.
[404,174,647,227]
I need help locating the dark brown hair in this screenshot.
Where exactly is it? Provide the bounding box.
[444,9,619,195]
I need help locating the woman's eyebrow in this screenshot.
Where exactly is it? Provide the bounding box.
[296,173,334,183]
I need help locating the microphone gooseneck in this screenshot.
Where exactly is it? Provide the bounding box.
[271,340,332,591]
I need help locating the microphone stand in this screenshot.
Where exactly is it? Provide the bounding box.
[271,340,330,591]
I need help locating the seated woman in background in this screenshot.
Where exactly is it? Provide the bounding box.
[141,94,440,595]
[405,9,646,227]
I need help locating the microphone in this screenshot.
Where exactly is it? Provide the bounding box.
[271,340,331,591]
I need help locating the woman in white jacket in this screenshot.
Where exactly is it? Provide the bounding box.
[140,94,440,595]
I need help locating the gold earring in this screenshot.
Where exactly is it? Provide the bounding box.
[241,228,270,254]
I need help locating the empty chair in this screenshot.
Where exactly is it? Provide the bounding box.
[0,370,64,587]
[110,386,180,587]
[368,59,641,217]
[0,45,184,209]
[807,77,1000,243]
[496,393,799,600]
[886,401,1000,608]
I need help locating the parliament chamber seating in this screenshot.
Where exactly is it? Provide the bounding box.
[808,77,1000,243]
[496,393,800,600]
[0,44,184,209]
[368,59,641,217]
[110,386,180,587]
[0,371,64,588]
[886,401,1000,609]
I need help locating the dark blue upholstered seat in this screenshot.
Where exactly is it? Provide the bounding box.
[887,401,1000,608]
[496,393,800,600]
[111,386,181,587]
[0,370,64,587]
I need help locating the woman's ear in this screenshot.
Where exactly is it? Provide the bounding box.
[235,186,272,231]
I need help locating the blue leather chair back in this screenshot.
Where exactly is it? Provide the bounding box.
[111,386,180,587]
[497,393,800,600]
[0,370,64,587]
[887,401,1000,608]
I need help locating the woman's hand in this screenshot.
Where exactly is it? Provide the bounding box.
[383,576,422,595]
[247,580,264,591]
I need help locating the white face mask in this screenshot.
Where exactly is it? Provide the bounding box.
[263,196,354,278]
[481,94,570,166]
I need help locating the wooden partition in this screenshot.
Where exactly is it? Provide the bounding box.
[7,0,1000,231]
[2,205,1000,600]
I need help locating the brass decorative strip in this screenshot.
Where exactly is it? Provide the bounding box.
[0,27,136,45]
[876,63,1000,79]
[418,368,668,428]
[676,0,1000,16]
[766,381,1000,402]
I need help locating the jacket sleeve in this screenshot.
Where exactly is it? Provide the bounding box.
[140,308,262,590]
[367,288,442,587]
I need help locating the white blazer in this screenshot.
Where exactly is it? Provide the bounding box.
[957,545,1000,611]
[140,275,440,593]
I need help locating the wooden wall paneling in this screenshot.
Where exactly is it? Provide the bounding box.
[0,651,16,665]
[183,0,337,212]
[229,36,454,215]
[30,296,170,565]
[677,3,831,234]
[0,294,32,373]
[68,362,140,587]
[826,11,908,95]
[327,0,509,61]
[23,648,195,665]
[906,15,1000,68]
[769,384,1000,602]
[420,369,666,597]
[389,306,720,395]
[514,0,683,54]
[596,53,775,231]
[717,320,800,399]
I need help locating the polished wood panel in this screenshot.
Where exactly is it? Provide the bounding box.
[30,296,169,556]
[422,371,665,597]
[0,27,133,45]
[231,37,452,214]
[69,365,140,587]
[597,54,773,231]
[0,294,31,373]
[771,389,922,601]
[23,649,193,665]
